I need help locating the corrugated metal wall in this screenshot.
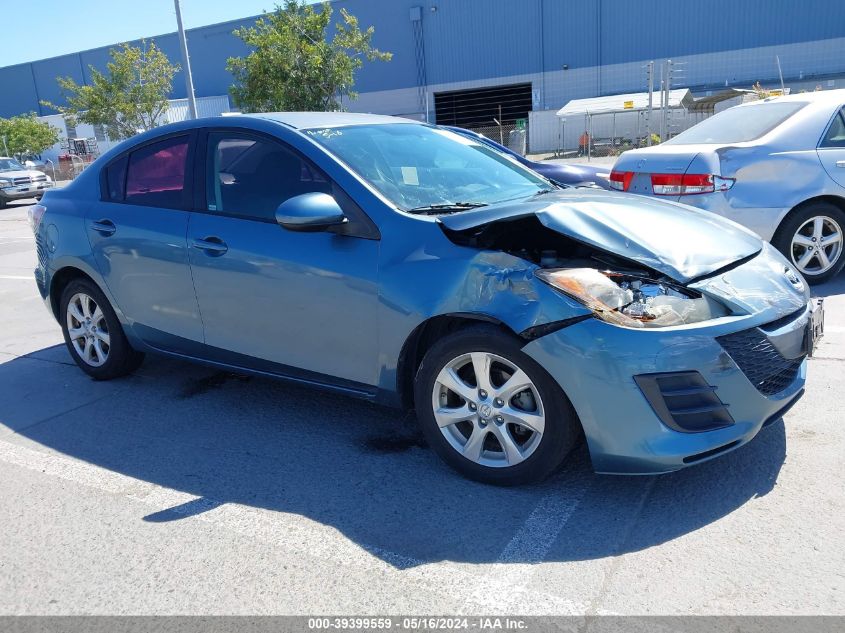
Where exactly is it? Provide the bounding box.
[165,95,232,122]
[1,0,844,121]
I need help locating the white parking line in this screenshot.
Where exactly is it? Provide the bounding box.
[0,275,33,280]
[460,462,594,614]
[0,438,585,612]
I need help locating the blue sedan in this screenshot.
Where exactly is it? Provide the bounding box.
[30,113,813,485]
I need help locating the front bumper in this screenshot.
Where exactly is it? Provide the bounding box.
[523,301,815,474]
[0,181,54,201]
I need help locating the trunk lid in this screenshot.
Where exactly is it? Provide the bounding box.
[438,189,762,283]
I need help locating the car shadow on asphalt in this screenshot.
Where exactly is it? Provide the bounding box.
[0,345,787,568]
[814,273,845,299]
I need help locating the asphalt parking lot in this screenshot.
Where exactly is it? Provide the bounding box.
[1,198,843,615]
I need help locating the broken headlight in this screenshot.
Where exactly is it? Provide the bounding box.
[535,268,729,328]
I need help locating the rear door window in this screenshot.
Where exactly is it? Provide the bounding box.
[124,135,190,208]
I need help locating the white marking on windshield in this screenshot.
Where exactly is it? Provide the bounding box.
[401,166,419,186]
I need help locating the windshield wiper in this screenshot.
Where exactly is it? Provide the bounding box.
[407,202,488,215]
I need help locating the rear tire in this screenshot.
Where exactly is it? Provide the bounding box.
[414,325,580,485]
[772,202,845,285]
[60,278,144,380]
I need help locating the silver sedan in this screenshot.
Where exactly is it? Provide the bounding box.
[611,89,845,283]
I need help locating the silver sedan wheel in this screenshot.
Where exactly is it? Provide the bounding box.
[66,292,110,367]
[791,215,843,276]
[431,352,545,468]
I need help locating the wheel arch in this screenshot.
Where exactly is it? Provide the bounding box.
[773,194,845,242]
[48,266,100,321]
[395,313,518,409]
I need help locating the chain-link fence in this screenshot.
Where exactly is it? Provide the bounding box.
[464,123,528,156]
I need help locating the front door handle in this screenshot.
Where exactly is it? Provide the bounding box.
[191,236,228,256]
[91,219,116,236]
[835,160,845,168]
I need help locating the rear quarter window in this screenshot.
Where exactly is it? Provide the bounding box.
[820,108,845,148]
[105,155,128,201]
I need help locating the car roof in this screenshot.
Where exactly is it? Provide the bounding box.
[243,111,419,129]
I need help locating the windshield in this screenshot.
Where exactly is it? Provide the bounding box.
[665,101,807,145]
[304,124,550,212]
[0,158,25,172]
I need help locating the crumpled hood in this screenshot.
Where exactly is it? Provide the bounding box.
[438,189,762,283]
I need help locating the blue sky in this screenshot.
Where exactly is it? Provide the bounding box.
[0,0,319,67]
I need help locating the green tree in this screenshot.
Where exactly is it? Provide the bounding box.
[43,41,179,140]
[227,0,392,112]
[0,113,60,158]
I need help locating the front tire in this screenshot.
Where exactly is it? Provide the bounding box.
[773,202,845,284]
[414,325,580,485]
[60,278,144,380]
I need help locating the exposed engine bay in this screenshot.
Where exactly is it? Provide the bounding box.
[442,215,729,328]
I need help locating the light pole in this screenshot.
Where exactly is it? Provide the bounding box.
[174,0,198,120]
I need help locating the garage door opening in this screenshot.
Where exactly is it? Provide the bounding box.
[434,83,532,150]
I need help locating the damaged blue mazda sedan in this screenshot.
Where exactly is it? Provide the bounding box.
[31,113,818,485]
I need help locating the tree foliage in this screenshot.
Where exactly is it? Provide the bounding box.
[227,1,392,112]
[43,41,179,140]
[0,113,60,158]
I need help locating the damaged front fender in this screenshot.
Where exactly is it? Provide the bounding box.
[374,233,591,402]
[381,247,591,335]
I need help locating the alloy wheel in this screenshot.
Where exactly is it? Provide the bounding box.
[431,351,545,468]
[66,292,110,367]
[790,215,843,276]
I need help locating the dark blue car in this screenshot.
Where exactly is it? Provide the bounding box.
[442,126,612,189]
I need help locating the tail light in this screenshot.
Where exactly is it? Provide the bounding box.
[28,204,47,232]
[650,174,735,196]
[609,170,634,191]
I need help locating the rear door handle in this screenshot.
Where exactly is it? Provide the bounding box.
[91,219,116,236]
[836,161,845,168]
[191,236,228,256]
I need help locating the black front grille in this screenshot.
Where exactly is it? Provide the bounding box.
[12,176,31,185]
[717,328,803,396]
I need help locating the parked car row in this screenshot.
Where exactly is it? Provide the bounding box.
[28,108,821,485]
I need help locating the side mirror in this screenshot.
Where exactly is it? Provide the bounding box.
[275,192,348,232]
